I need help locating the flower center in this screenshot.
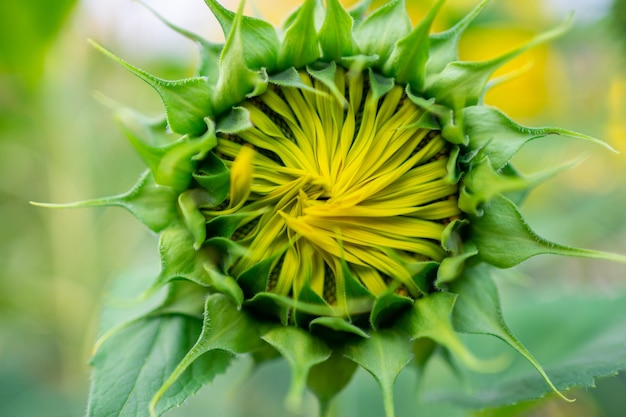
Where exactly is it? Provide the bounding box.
[209,67,460,306]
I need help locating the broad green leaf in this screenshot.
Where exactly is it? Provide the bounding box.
[353,0,412,67]
[463,106,614,170]
[150,294,269,415]
[422,290,626,409]
[344,329,413,417]
[451,264,570,401]
[31,170,177,233]
[203,0,279,71]
[87,315,230,417]
[307,351,359,417]
[469,195,626,268]
[383,0,444,91]
[261,326,332,412]
[89,41,212,135]
[278,0,321,69]
[319,0,356,61]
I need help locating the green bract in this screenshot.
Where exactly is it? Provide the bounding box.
[39,1,626,416]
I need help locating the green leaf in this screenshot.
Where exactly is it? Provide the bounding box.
[470,195,626,269]
[216,106,253,134]
[344,329,413,417]
[278,0,321,69]
[149,294,268,415]
[31,170,177,233]
[89,40,212,135]
[203,0,279,71]
[319,0,357,61]
[261,326,332,412]
[353,0,412,67]
[464,106,615,170]
[87,315,231,417]
[451,264,570,401]
[383,0,444,91]
[422,290,626,409]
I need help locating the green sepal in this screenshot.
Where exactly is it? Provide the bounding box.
[203,264,244,308]
[464,105,614,170]
[437,241,478,287]
[216,106,253,134]
[348,0,377,22]
[343,329,413,417]
[261,327,332,412]
[136,0,223,80]
[116,110,217,191]
[236,253,281,298]
[460,156,586,215]
[319,0,357,61]
[32,170,177,234]
[293,282,333,327]
[89,40,212,135]
[425,15,573,109]
[154,225,245,290]
[205,210,263,239]
[383,0,444,91]
[278,0,321,70]
[426,0,491,77]
[178,188,209,249]
[268,67,322,94]
[437,219,477,286]
[87,315,231,417]
[400,292,501,372]
[193,152,230,206]
[369,291,413,330]
[405,90,466,145]
[307,61,347,107]
[203,0,279,71]
[307,351,359,417]
[149,294,269,416]
[353,0,412,68]
[451,263,572,401]
[368,68,395,101]
[470,195,626,268]
[309,316,370,339]
[151,280,208,318]
[214,2,267,115]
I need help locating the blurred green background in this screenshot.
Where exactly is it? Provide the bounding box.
[1,0,625,416]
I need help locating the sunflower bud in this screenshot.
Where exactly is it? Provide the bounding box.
[40,1,626,416]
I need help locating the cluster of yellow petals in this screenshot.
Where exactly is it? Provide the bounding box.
[211,67,460,304]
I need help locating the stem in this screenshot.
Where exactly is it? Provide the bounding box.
[381,384,396,417]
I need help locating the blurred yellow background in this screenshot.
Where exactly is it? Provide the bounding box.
[0,0,624,416]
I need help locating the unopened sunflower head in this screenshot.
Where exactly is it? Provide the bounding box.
[44,0,626,416]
